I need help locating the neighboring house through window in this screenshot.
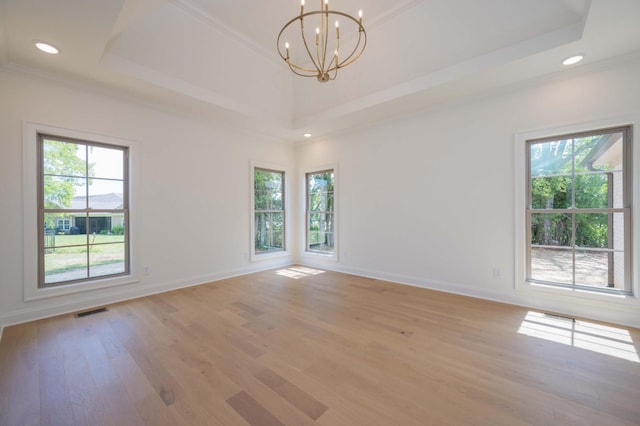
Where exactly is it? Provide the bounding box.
[39,134,129,287]
[525,125,632,294]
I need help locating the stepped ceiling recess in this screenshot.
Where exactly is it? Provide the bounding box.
[1,0,640,141]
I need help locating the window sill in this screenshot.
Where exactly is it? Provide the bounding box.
[516,280,637,304]
[24,274,140,302]
[250,250,290,263]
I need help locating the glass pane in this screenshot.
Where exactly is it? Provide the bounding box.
[255,212,284,253]
[87,212,113,239]
[88,179,124,209]
[44,213,88,248]
[43,139,86,178]
[89,242,125,278]
[574,250,609,288]
[530,247,573,284]
[43,176,86,209]
[308,231,320,248]
[529,140,572,177]
[530,213,571,247]
[255,169,283,211]
[255,212,270,251]
[271,191,283,210]
[88,145,124,180]
[88,213,126,242]
[574,132,624,173]
[44,247,88,284]
[574,174,609,208]
[530,176,570,209]
[255,190,269,210]
[573,136,602,173]
[575,213,608,249]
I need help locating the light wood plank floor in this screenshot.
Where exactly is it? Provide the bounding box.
[1,266,640,425]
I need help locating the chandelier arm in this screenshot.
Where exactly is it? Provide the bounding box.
[287,61,320,78]
[286,60,322,75]
[326,30,340,72]
[337,29,366,68]
[321,7,329,73]
[299,17,322,74]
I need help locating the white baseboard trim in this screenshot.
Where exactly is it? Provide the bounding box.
[0,259,291,328]
[300,261,640,329]
[324,262,510,304]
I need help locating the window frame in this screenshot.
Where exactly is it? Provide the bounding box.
[525,126,632,294]
[249,161,290,262]
[515,119,638,301]
[304,167,337,258]
[37,134,130,287]
[23,122,139,301]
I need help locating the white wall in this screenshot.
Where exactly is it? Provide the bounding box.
[2,58,640,334]
[296,59,640,328]
[0,68,295,328]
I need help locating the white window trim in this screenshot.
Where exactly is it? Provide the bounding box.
[300,163,338,262]
[514,117,639,303]
[23,122,140,301]
[249,160,290,262]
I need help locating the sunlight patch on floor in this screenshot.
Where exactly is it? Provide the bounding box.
[275,266,326,279]
[518,311,639,363]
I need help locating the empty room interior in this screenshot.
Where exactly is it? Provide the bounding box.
[2,0,640,424]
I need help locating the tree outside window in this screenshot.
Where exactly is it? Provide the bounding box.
[254,168,285,254]
[526,126,631,293]
[306,170,335,254]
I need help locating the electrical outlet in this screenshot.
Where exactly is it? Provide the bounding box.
[492,267,501,280]
[143,266,150,275]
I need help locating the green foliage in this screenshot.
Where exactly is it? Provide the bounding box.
[111,224,125,235]
[254,169,284,251]
[307,171,335,249]
[530,136,613,248]
[43,139,93,208]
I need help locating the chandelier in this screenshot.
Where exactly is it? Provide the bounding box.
[277,0,367,82]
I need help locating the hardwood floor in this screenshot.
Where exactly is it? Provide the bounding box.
[1,266,640,425]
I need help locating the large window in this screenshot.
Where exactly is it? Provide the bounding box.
[38,134,129,287]
[526,126,632,294]
[306,169,335,254]
[253,168,285,254]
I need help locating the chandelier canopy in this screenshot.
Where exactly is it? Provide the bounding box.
[277,0,367,82]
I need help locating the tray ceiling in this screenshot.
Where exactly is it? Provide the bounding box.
[1,0,639,141]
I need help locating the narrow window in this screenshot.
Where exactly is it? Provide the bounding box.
[254,168,285,254]
[526,126,632,294]
[38,134,129,287]
[306,169,335,254]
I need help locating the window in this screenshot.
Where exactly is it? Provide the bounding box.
[253,168,285,254]
[56,218,71,231]
[306,169,335,254]
[38,134,129,287]
[525,126,632,294]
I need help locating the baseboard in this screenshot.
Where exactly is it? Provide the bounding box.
[0,319,4,344]
[307,261,510,305]
[0,259,291,328]
[299,261,640,329]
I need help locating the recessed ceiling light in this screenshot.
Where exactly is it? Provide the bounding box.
[303,133,312,138]
[562,54,584,66]
[34,41,59,55]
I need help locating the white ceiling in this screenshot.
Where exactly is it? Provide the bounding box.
[1,0,640,142]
